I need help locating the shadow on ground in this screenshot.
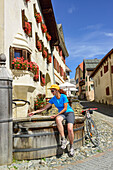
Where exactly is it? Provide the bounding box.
[80,100,113,117]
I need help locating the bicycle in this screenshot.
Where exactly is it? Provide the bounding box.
[81,107,99,147]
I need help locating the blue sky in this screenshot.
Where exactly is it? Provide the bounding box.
[51,0,113,78]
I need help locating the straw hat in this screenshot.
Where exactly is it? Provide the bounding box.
[49,84,60,90]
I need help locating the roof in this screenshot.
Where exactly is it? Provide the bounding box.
[90,48,113,77]
[84,59,101,70]
[79,62,83,71]
[38,0,59,46]
[66,65,72,72]
[57,24,69,57]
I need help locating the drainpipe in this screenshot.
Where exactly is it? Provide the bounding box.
[51,46,55,83]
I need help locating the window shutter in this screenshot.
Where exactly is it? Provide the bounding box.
[104,65,108,73]
[100,70,103,77]
[28,22,32,37]
[9,46,14,69]
[22,10,25,29]
[22,50,27,60]
[111,66,113,73]
[106,86,110,95]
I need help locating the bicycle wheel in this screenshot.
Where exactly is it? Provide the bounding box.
[86,118,99,147]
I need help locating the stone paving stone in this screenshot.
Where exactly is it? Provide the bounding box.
[60,148,113,170]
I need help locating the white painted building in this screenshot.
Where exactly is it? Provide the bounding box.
[0,0,69,117]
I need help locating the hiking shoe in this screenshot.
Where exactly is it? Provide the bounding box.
[69,147,74,156]
[61,139,69,149]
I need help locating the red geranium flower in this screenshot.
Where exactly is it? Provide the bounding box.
[41,23,47,33]
[46,33,51,41]
[42,50,47,58]
[24,22,31,35]
[37,40,42,51]
[35,13,42,23]
[47,55,52,63]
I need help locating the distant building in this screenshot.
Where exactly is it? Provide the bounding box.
[83,59,101,101]
[90,49,113,105]
[75,62,85,99]
[70,78,77,96]
[66,65,71,82]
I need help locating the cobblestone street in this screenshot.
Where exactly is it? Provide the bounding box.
[58,148,113,170]
[0,101,113,170]
[56,101,113,170]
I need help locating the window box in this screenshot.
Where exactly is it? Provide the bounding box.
[35,13,42,23]
[46,33,51,41]
[41,23,47,33]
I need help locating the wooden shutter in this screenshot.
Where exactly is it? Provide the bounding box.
[22,50,27,60]
[22,10,25,29]
[9,46,14,69]
[100,70,103,77]
[104,65,108,73]
[28,22,32,37]
[106,86,110,95]
[111,66,113,73]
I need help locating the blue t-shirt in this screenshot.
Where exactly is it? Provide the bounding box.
[49,94,74,113]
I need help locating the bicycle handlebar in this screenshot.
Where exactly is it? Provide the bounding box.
[82,108,98,112]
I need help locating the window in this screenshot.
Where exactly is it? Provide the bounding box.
[104,65,108,73]
[89,86,90,91]
[86,76,87,82]
[76,78,78,84]
[91,84,94,91]
[111,66,113,73]
[9,46,31,69]
[106,86,110,95]
[89,77,93,81]
[100,70,103,77]
[22,10,32,37]
[14,50,22,59]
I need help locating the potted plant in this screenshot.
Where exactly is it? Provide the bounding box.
[28,61,39,74]
[42,49,47,58]
[35,13,42,23]
[41,76,45,86]
[46,33,51,41]
[41,23,47,33]
[12,57,28,70]
[37,40,42,52]
[34,73,39,82]
[34,94,46,110]
[24,21,31,35]
[47,55,52,63]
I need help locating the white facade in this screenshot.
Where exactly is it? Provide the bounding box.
[0,0,68,118]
